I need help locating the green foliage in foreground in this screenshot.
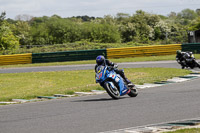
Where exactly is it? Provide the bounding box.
[0,68,190,102]
[164,128,200,133]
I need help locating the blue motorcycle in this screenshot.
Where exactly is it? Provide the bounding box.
[95,65,138,99]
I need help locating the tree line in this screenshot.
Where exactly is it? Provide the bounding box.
[0,8,200,50]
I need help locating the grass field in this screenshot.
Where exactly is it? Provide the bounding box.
[164,128,200,133]
[0,67,190,102]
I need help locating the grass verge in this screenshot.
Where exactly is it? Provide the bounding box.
[0,67,190,102]
[164,128,200,133]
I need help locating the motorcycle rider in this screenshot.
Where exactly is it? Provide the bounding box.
[176,50,187,69]
[176,50,200,69]
[95,55,134,87]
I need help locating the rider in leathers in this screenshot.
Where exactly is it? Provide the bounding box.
[176,50,200,69]
[95,55,134,87]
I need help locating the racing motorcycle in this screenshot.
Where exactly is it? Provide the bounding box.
[177,52,200,69]
[95,65,138,99]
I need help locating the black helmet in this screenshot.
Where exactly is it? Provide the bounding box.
[96,55,105,65]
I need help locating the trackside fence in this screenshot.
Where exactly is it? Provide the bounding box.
[106,44,181,59]
[182,43,200,54]
[32,49,107,63]
[0,43,200,65]
[0,53,32,65]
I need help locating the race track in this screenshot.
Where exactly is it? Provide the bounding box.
[0,60,180,73]
[0,61,200,133]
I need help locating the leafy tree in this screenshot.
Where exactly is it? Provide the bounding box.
[118,22,137,42]
[177,9,197,20]
[30,23,50,45]
[0,21,20,50]
[130,10,160,42]
[154,20,170,40]
[101,15,116,25]
[0,12,6,25]
[1,8,197,48]
[73,15,95,22]
[45,17,82,43]
[177,9,198,25]
[116,13,130,23]
[13,21,31,45]
[188,17,200,31]
[15,14,33,21]
[29,16,49,26]
[196,9,200,16]
[6,18,16,24]
[82,23,121,43]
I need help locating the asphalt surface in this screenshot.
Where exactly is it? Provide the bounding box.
[0,60,180,73]
[0,61,200,133]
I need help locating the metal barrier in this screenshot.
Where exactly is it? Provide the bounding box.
[32,49,107,63]
[0,43,192,65]
[0,53,32,65]
[182,43,200,54]
[106,44,181,59]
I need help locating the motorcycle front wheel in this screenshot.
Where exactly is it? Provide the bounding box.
[104,82,120,99]
[128,86,138,97]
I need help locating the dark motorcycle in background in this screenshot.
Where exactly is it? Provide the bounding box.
[177,52,200,69]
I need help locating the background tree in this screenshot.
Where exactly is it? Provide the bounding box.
[196,9,200,16]
[2,8,198,48]
[177,9,198,25]
[188,17,200,31]
[13,21,31,45]
[0,21,20,50]
[15,14,34,22]
[0,12,20,50]
[0,11,6,25]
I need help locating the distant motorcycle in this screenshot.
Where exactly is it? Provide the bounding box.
[95,65,138,99]
[177,52,200,69]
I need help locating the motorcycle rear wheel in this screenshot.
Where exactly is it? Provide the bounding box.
[104,82,120,99]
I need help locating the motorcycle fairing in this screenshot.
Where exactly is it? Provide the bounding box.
[96,66,107,82]
[107,70,129,96]
[95,65,129,96]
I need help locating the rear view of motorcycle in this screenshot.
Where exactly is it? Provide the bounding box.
[95,65,138,99]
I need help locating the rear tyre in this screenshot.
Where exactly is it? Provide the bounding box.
[194,60,200,68]
[104,82,120,99]
[128,86,138,97]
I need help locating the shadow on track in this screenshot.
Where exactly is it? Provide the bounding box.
[71,97,127,102]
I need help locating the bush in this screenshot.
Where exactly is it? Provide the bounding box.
[0,21,20,50]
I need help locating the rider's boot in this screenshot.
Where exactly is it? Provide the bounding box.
[180,62,185,69]
[116,69,135,87]
[123,77,135,87]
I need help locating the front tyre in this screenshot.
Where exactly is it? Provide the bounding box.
[128,86,138,97]
[104,82,120,99]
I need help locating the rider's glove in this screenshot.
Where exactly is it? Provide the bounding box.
[114,64,118,69]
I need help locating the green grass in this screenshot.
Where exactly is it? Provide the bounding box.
[0,67,190,102]
[164,128,200,133]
